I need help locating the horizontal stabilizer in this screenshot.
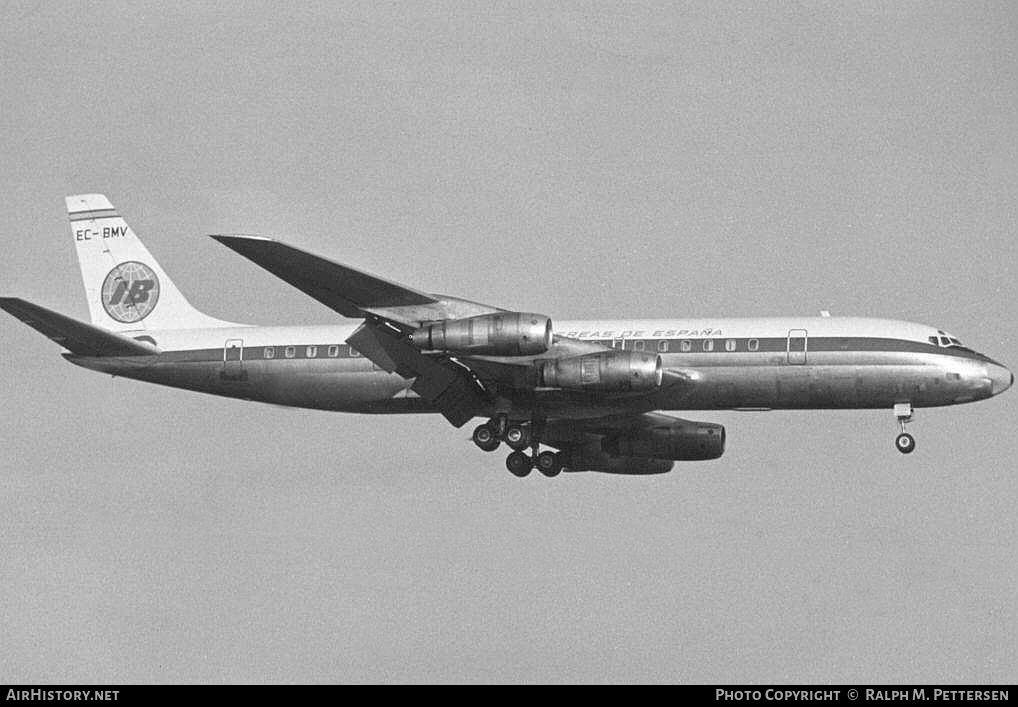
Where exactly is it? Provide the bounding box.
[0,297,158,356]
[210,235,500,326]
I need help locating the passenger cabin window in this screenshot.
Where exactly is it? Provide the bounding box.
[328,345,339,357]
[634,340,645,351]
[657,340,669,353]
[349,347,361,357]
[702,339,714,352]
[680,340,692,352]
[307,346,318,358]
[725,339,737,352]
[748,339,759,352]
[285,346,295,359]
[264,347,275,359]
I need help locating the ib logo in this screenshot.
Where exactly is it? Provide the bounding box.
[101,261,160,323]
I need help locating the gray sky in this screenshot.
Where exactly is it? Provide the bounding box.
[1,0,1016,684]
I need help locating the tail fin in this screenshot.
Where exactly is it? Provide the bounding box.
[67,194,239,332]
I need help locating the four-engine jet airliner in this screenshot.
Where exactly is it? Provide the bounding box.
[1,195,1011,476]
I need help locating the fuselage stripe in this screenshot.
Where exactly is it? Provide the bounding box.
[107,336,998,366]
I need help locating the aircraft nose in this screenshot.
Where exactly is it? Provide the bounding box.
[989,363,1013,396]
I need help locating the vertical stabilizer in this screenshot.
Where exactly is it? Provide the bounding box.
[67,194,239,332]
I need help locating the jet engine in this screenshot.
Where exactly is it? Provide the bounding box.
[539,350,663,393]
[559,445,675,474]
[603,421,725,461]
[411,312,553,356]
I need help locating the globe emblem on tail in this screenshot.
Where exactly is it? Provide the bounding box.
[101,261,160,323]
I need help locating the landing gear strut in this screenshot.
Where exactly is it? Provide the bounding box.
[894,403,915,454]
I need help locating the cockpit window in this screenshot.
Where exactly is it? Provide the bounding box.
[931,334,968,349]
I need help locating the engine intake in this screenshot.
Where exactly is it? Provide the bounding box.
[604,421,725,461]
[411,312,552,356]
[539,350,663,393]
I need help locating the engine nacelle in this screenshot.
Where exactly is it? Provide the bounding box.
[411,312,552,356]
[539,350,663,393]
[560,446,674,475]
[604,421,726,461]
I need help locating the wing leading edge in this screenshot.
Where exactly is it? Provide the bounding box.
[210,235,501,326]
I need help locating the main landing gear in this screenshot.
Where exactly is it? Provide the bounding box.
[894,403,915,454]
[505,449,564,478]
[472,417,565,477]
[471,423,500,452]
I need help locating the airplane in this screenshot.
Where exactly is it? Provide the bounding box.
[1,194,1012,477]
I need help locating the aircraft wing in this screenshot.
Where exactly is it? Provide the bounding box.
[210,235,501,327]
[0,297,158,356]
[211,235,512,426]
[211,235,687,428]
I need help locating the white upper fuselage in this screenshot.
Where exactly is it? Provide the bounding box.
[118,316,949,351]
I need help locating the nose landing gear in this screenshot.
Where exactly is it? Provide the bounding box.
[894,403,915,454]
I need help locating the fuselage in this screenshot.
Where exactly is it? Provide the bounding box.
[66,316,1013,418]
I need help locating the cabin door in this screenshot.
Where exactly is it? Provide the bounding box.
[223,339,246,380]
[787,329,808,365]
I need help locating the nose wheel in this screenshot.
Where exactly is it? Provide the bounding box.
[895,432,916,454]
[894,403,915,454]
